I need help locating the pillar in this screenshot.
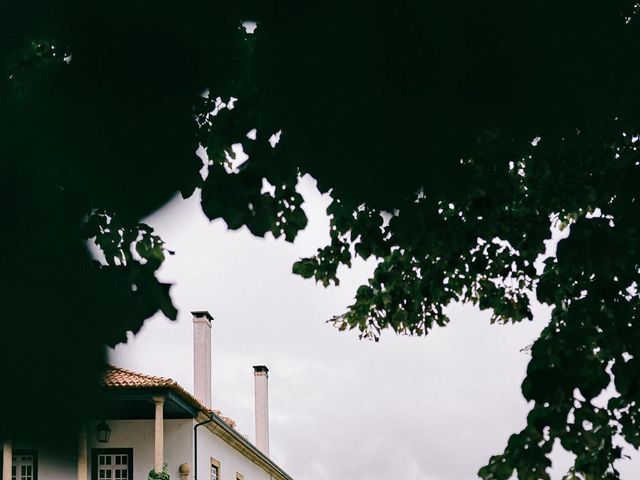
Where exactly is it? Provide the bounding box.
[2,440,11,480]
[153,396,165,473]
[78,426,88,480]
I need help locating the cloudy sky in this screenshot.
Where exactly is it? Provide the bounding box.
[110,175,639,480]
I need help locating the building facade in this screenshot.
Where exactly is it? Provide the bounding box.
[1,312,292,480]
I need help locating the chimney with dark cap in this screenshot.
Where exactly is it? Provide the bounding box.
[253,365,270,455]
[193,311,213,408]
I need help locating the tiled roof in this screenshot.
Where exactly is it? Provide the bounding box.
[103,365,236,428]
[104,365,176,388]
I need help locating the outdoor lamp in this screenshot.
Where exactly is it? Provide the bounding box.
[95,420,112,443]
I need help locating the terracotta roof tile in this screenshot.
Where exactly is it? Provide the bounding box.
[103,365,176,388]
[103,365,236,428]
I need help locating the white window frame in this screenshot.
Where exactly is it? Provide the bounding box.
[210,457,221,480]
[11,450,37,480]
[91,448,133,480]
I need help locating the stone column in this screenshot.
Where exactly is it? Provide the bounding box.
[77,426,88,480]
[153,397,165,473]
[2,440,11,480]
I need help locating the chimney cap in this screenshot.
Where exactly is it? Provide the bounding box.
[191,311,213,321]
[253,365,269,374]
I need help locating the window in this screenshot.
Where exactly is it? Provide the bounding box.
[91,449,133,480]
[11,450,37,480]
[97,453,128,480]
[209,458,220,480]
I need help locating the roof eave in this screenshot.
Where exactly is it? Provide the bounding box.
[196,411,294,480]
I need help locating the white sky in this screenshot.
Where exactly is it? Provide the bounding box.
[110,175,639,480]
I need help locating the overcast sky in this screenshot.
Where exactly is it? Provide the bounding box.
[110,175,639,480]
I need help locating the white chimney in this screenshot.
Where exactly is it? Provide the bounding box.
[192,311,213,408]
[253,365,270,455]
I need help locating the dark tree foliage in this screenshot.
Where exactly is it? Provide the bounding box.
[2,1,640,477]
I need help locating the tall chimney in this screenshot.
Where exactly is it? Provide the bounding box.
[192,311,213,408]
[253,365,270,456]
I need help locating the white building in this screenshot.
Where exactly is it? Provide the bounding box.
[1,311,293,480]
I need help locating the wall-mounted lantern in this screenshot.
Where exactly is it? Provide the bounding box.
[95,421,112,443]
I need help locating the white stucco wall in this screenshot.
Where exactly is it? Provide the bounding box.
[10,443,76,480]
[194,421,273,480]
[87,419,193,480]
[10,418,277,480]
[38,447,77,480]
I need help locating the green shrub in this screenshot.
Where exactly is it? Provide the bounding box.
[147,464,170,480]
